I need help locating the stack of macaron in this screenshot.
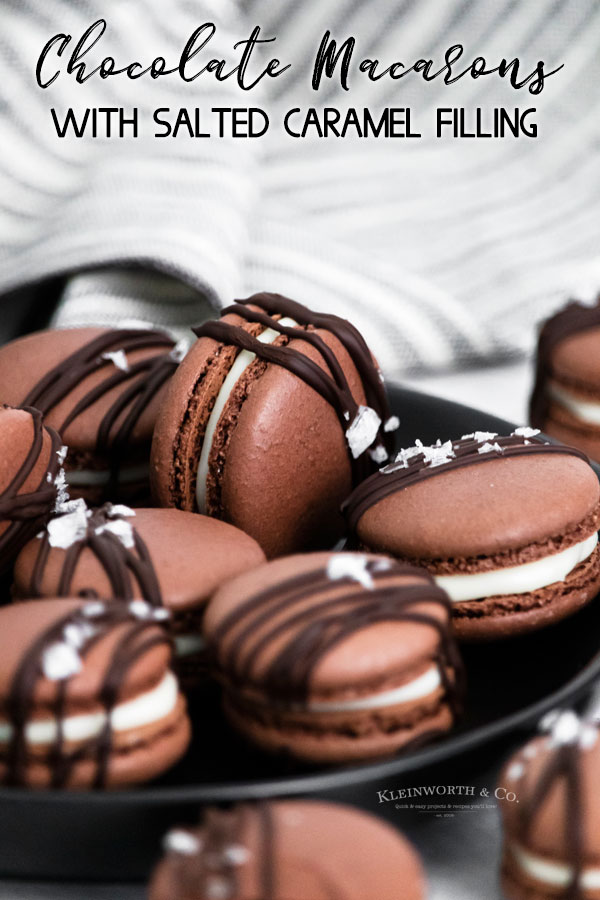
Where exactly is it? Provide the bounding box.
[531,297,600,463]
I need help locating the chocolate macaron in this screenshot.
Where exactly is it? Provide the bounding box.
[531,298,600,462]
[344,429,600,640]
[13,504,266,677]
[151,292,397,558]
[0,405,64,575]
[204,551,463,764]
[0,597,190,788]
[499,711,600,900]
[0,326,184,504]
[150,800,426,900]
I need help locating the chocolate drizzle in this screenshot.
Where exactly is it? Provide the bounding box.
[0,406,62,573]
[168,803,276,899]
[193,293,393,483]
[22,329,178,497]
[4,602,170,788]
[211,559,464,716]
[26,505,163,606]
[530,298,600,428]
[342,431,590,530]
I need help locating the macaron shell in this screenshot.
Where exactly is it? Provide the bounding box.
[0,600,171,715]
[13,508,266,612]
[149,800,426,900]
[214,328,368,558]
[452,547,600,640]
[356,454,599,560]
[551,326,600,388]
[150,326,239,510]
[204,552,448,694]
[543,409,600,463]
[224,690,453,764]
[0,328,171,450]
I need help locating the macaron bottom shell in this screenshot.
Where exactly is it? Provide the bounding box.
[449,544,600,640]
[222,679,455,765]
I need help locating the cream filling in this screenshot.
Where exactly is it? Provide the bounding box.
[548,380,600,426]
[174,634,206,658]
[66,463,150,487]
[306,665,441,713]
[195,317,298,513]
[510,842,600,890]
[0,671,178,746]
[435,532,597,603]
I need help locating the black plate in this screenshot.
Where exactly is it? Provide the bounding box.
[2,385,600,880]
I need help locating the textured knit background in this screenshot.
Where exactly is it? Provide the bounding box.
[1,0,599,375]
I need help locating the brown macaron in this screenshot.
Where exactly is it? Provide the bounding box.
[344,429,600,641]
[0,326,182,505]
[13,504,266,678]
[204,551,463,765]
[150,292,396,558]
[0,405,64,575]
[0,598,190,789]
[498,711,600,900]
[531,297,600,462]
[149,800,426,900]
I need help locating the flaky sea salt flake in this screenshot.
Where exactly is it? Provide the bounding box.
[47,504,90,549]
[101,349,129,372]
[346,405,382,459]
[164,830,202,855]
[513,426,540,438]
[42,641,82,681]
[327,554,374,590]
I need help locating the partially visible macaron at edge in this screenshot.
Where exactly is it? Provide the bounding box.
[531,297,600,463]
[499,711,600,900]
[343,429,600,641]
[0,327,185,505]
[0,405,64,575]
[149,799,426,900]
[204,551,464,764]
[151,292,397,558]
[13,504,266,682]
[0,598,190,789]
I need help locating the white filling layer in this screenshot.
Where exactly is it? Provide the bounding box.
[510,842,600,890]
[548,380,600,426]
[0,671,178,746]
[195,317,298,513]
[66,463,150,487]
[174,634,206,658]
[307,665,441,713]
[435,532,597,603]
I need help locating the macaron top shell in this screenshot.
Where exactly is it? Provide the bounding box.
[14,507,266,612]
[0,599,170,717]
[500,716,600,863]
[346,432,599,560]
[0,327,177,450]
[150,800,426,900]
[356,452,599,560]
[204,552,458,700]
